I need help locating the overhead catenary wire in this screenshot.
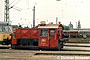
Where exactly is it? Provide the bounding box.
[26,0,31,10]
[9,0,16,6]
[25,0,31,27]
[12,7,21,11]
[9,0,21,9]
[9,0,22,11]
[26,0,30,7]
[12,0,21,6]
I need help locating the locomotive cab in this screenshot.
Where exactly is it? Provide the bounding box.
[38,24,64,50]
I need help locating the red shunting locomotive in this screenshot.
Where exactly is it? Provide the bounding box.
[11,22,65,50]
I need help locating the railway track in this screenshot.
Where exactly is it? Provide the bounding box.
[34,43,90,55]
[0,43,90,55]
[65,43,90,47]
[34,51,90,55]
[0,44,90,60]
[0,49,90,56]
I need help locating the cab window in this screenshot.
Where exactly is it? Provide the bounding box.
[8,26,13,32]
[3,26,8,32]
[40,29,48,37]
[50,29,55,37]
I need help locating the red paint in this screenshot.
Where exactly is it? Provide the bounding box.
[39,37,49,47]
[12,38,17,44]
[11,24,64,49]
[49,29,57,47]
[15,28,39,39]
[15,28,22,39]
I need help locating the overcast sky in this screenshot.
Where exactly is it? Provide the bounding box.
[0,0,90,28]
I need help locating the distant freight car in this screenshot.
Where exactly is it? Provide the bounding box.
[11,23,66,50]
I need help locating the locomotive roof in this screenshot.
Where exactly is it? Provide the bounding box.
[38,24,61,28]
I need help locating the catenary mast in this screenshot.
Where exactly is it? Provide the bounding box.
[4,0,9,24]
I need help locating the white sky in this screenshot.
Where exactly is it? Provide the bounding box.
[0,0,90,28]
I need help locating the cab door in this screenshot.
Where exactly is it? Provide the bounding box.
[49,29,57,47]
[39,29,49,47]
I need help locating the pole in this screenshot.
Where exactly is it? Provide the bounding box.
[56,17,58,24]
[33,6,35,27]
[4,0,9,24]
